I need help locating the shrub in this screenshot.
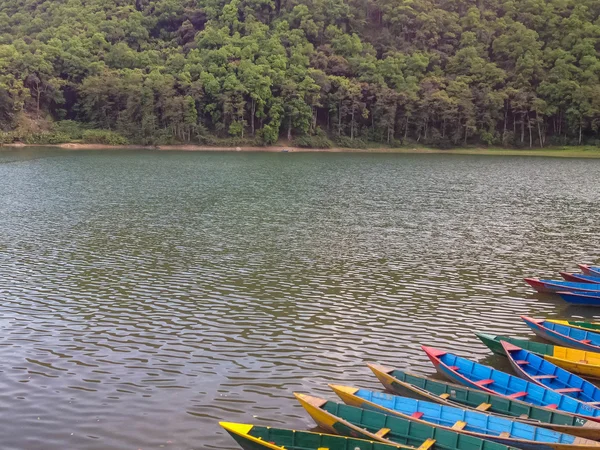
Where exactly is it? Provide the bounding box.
[293,133,333,148]
[53,121,87,140]
[82,130,128,145]
[334,135,367,148]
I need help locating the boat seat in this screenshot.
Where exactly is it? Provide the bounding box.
[411,412,424,420]
[508,391,528,399]
[448,366,460,371]
[545,404,558,409]
[439,393,451,399]
[515,360,529,365]
[532,375,558,380]
[555,388,582,394]
[418,438,436,450]
[474,379,495,387]
[475,402,492,411]
[375,428,391,438]
[581,340,592,344]
[451,420,467,431]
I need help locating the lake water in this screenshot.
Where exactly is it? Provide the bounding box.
[1,147,600,449]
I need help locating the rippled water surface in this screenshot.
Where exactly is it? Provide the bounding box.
[1,148,600,449]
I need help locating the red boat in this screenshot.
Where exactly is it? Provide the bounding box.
[560,272,600,284]
[579,265,600,277]
[524,278,600,294]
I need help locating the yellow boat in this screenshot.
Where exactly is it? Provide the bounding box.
[545,346,600,380]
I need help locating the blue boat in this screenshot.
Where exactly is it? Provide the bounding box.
[422,345,600,422]
[580,265,600,278]
[561,273,600,284]
[525,279,600,294]
[522,316,600,353]
[558,292,600,306]
[502,341,600,405]
[329,384,600,450]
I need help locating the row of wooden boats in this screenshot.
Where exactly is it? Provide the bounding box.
[221,316,600,450]
[526,264,600,306]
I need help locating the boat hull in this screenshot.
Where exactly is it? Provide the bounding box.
[220,422,402,450]
[295,394,518,450]
[329,385,600,450]
[367,364,600,440]
[422,345,600,422]
[558,292,600,307]
[476,333,554,357]
[550,321,600,333]
[522,317,600,353]
[561,273,600,284]
[579,265,600,278]
[524,279,600,294]
[502,341,600,404]
[478,333,600,380]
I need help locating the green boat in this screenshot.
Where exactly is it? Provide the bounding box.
[220,422,407,450]
[296,393,520,450]
[475,333,554,357]
[368,364,600,440]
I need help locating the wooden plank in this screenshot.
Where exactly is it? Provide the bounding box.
[532,375,558,380]
[439,393,450,399]
[375,428,391,438]
[555,388,583,394]
[418,438,436,450]
[451,420,467,431]
[499,432,511,438]
[508,391,528,399]
[475,402,492,411]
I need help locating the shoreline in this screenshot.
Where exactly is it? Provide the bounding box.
[3,142,600,158]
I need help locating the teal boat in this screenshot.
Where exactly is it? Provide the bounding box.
[220,422,408,450]
[476,333,554,357]
[296,393,522,450]
[329,384,600,450]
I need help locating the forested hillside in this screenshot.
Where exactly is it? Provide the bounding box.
[1,0,600,147]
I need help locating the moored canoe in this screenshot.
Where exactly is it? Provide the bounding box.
[367,364,600,440]
[295,393,521,450]
[557,292,600,307]
[476,333,554,357]
[329,384,600,450]
[525,279,600,294]
[422,345,600,422]
[560,273,600,284]
[522,316,600,353]
[477,333,600,380]
[549,321,600,333]
[220,421,407,450]
[502,341,600,404]
[579,266,600,278]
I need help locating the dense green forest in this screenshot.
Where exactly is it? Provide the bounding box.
[1,0,600,147]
